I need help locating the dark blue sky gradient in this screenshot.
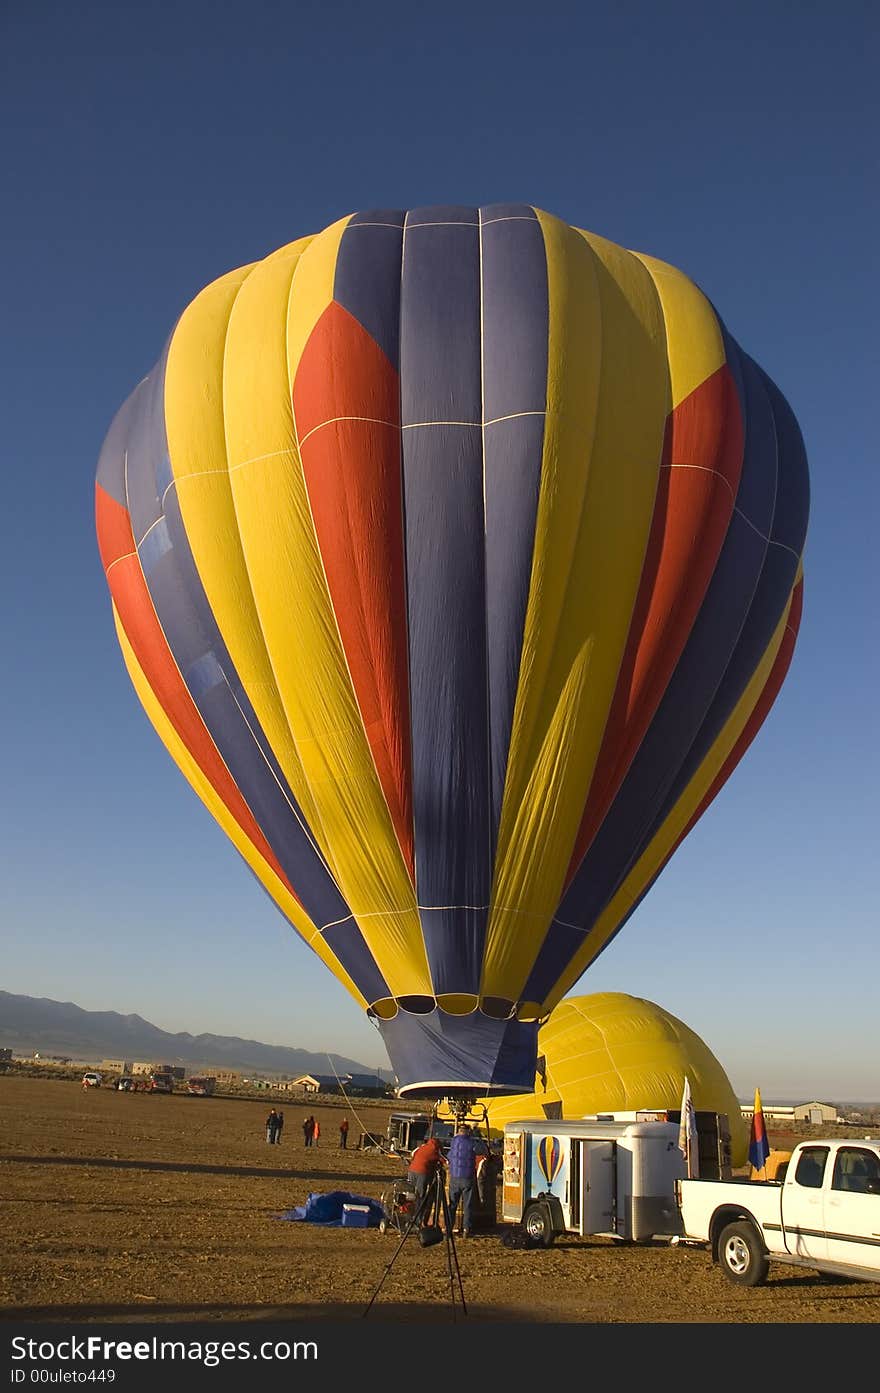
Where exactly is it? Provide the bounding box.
[1,1,876,1096]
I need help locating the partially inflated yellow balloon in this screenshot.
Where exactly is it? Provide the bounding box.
[481,992,749,1166]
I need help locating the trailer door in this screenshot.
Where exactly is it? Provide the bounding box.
[580,1140,616,1235]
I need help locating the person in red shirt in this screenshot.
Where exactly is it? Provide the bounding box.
[406,1136,446,1210]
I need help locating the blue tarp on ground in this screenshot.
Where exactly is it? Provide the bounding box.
[276,1190,385,1226]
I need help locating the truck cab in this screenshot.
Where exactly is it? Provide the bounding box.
[677,1137,880,1286]
[767,1141,880,1276]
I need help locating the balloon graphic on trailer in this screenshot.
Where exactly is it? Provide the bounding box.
[536,1136,564,1185]
[95,204,809,1098]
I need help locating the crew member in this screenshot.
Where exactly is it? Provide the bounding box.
[446,1124,488,1237]
[406,1136,446,1214]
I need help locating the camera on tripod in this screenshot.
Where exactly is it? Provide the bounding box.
[364,1161,467,1317]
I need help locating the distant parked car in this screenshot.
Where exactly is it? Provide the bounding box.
[116,1076,137,1091]
[148,1073,175,1093]
[81,1072,102,1088]
[186,1076,216,1096]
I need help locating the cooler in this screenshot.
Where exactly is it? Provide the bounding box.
[341,1203,372,1229]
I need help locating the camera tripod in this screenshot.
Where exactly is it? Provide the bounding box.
[362,1169,468,1319]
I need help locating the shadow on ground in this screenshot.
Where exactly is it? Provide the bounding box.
[1,1154,392,1182]
[0,1299,536,1323]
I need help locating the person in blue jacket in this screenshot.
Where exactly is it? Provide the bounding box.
[446,1124,488,1238]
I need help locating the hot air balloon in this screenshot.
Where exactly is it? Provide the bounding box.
[95,205,809,1099]
[479,992,750,1167]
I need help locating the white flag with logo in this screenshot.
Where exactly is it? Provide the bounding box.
[678,1075,699,1178]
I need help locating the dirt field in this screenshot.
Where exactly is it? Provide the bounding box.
[1,1076,878,1327]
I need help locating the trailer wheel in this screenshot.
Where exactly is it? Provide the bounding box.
[522,1202,556,1248]
[718,1221,769,1287]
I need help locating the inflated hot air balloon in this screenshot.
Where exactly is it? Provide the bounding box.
[95,205,809,1099]
[480,992,750,1167]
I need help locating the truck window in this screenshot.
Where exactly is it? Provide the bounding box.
[831,1148,880,1194]
[793,1147,828,1189]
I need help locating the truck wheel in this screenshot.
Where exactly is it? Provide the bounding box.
[718,1221,769,1287]
[522,1202,556,1248]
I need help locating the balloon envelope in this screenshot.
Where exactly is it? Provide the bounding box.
[481,992,750,1168]
[95,205,808,1097]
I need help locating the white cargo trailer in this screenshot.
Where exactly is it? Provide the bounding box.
[501,1117,687,1246]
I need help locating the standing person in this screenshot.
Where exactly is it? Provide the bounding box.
[338,1116,349,1149]
[303,1115,315,1148]
[265,1109,279,1144]
[406,1136,445,1214]
[313,1117,321,1147]
[275,1110,284,1144]
[446,1124,487,1237]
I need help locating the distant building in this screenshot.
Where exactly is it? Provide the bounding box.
[346,1073,387,1096]
[100,1059,132,1074]
[287,1072,386,1097]
[741,1100,839,1125]
[291,1074,323,1093]
[793,1101,839,1124]
[211,1069,241,1085]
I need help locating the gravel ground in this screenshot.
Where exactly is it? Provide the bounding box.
[2,1076,878,1328]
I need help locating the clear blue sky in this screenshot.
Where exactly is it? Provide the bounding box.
[2,1,876,1101]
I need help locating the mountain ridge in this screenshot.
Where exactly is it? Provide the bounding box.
[0,990,392,1080]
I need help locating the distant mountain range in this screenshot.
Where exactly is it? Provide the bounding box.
[0,991,392,1080]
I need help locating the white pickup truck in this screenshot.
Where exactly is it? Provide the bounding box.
[676,1137,880,1286]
